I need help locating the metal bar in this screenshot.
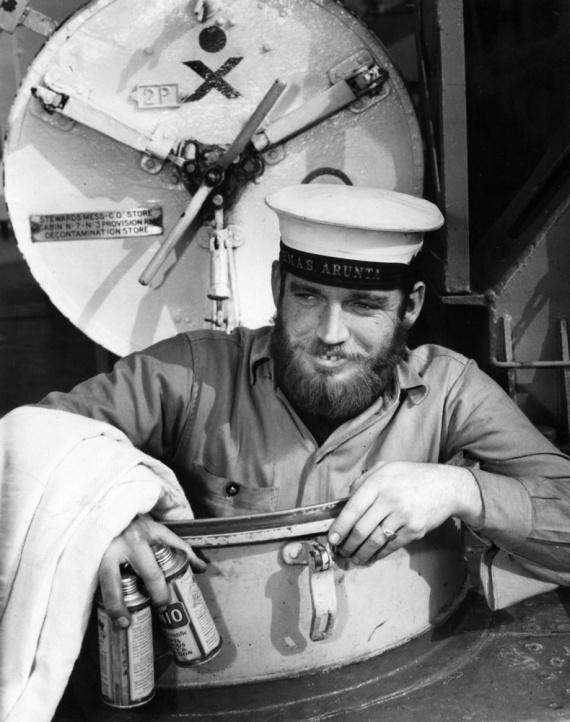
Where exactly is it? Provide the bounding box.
[165,498,347,539]
[252,80,356,151]
[440,293,487,306]
[559,317,570,439]
[501,315,517,398]
[491,360,570,369]
[138,183,210,286]
[34,84,176,160]
[491,314,570,370]
[20,7,57,37]
[215,79,286,172]
[172,520,336,548]
[415,0,470,293]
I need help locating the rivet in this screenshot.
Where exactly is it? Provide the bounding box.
[288,543,302,559]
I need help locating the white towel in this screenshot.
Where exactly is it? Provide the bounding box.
[0,406,193,722]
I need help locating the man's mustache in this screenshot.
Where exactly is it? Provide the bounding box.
[304,341,370,361]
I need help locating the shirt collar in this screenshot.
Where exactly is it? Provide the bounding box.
[249,328,274,385]
[396,353,429,404]
[249,329,429,403]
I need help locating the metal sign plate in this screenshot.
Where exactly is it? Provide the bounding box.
[30,208,163,242]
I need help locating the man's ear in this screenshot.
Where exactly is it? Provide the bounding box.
[403,281,425,329]
[271,261,282,307]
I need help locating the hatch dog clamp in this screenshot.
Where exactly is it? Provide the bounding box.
[282,539,337,641]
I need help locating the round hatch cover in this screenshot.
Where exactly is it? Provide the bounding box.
[5,0,423,356]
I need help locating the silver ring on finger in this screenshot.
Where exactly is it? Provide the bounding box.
[380,526,398,542]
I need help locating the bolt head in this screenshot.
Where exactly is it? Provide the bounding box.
[141,156,158,171]
[288,542,302,559]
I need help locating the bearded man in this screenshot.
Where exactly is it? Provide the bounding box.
[27,184,570,629]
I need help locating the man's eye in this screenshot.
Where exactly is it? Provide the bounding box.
[351,302,375,312]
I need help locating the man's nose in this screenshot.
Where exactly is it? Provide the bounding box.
[316,303,350,345]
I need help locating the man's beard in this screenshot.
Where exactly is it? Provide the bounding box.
[269,310,408,424]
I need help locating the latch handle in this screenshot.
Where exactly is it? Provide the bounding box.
[282,540,337,641]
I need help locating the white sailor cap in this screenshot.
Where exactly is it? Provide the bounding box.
[266,184,444,289]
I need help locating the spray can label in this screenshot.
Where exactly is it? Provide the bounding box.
[156,549,222,666]
[97,578,155,707]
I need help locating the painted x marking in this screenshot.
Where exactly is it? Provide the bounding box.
[183,57,243,101]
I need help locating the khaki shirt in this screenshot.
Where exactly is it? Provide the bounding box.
[39,326,570,606]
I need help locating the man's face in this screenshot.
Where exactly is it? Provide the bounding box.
[270,272,419,422]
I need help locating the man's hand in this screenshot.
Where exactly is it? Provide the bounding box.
[99,514,207,628]
[327,461,484,566]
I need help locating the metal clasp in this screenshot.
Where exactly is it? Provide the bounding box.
[282,540,337,641]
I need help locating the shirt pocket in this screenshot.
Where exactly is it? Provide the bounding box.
[186,462,279,518]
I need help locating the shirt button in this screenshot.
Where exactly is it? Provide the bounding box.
[225,482,240,496]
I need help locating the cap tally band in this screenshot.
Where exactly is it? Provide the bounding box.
[279,241,411,289]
